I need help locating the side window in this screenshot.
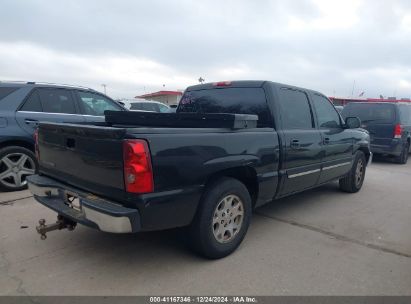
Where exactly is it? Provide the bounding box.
[77,91,121,116]
[37,89,76,114]
[312,94,341,128]
[132,102,159,112]
[20,91,43,112]
[399,105,411,125]
[158,103,170,113]
[142,103,159,112]
[130,103,143,111]
[278,88,314,129]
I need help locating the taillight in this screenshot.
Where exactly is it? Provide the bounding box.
[123,139,153,193]
[34,128,40,160]
[213,81,232,87]
[394,124,402,139]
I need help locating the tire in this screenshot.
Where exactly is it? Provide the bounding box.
[395,142,409,165]
[0,146,38,191]
[188,177,252,259]
[339,151,366,193]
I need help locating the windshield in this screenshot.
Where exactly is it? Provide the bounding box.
[177,87,272,127]
[341,103,396,123]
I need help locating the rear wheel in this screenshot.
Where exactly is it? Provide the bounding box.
[0,146,37,191]
[396,142,409,165]
[339,151,366,193]
[188,177,252,259]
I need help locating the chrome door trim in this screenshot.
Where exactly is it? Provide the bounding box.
[288,169,320,179]
[322,162,351,171]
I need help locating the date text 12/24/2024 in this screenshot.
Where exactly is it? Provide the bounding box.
[149,297,257,303]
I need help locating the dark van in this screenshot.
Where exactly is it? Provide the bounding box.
[342,102,411,164]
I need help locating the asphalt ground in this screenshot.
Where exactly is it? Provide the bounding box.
[1,159,410,296]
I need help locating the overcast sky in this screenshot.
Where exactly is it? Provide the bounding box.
[1,0,411,99]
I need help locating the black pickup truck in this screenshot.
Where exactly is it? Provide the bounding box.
[28,81,371,259]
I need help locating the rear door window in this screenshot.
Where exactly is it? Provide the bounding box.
[20,91,43,112]
[37,88,77,114]
[277,88,314,129]
[178,87,272,127]
[342,103,395,123]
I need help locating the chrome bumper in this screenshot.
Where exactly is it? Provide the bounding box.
[27,175,141,234]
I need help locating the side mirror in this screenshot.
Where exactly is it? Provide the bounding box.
[345,117,361,129]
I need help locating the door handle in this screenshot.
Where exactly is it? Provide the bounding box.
[324,137,330,144]
[290,139,300,149]
[24,119,39,126]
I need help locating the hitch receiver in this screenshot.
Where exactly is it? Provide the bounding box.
[36,215,77,240]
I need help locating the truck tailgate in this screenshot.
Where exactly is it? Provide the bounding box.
[37,123,127,199]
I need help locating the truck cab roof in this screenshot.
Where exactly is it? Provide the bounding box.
[185,80,325,97]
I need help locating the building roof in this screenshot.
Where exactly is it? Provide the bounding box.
[135,90,183,99]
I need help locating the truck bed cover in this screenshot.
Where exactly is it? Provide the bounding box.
[104,111,258,129]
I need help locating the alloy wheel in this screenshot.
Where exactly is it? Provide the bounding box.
[355,158,364,187]
[212,194,244,243]
[0,153,36,188]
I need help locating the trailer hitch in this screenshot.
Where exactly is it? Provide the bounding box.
[36,215,77,240]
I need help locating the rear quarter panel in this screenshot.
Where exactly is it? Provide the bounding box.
[130,129,280,204]
[0,86,34,147]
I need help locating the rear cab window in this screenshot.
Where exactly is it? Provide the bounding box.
[342,103,396,124]
[177,87,272,127]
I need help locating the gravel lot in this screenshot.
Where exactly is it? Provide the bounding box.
[1,160,410,296]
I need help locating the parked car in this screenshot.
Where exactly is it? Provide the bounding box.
[129,100,171,113]
[119,99,171,113]
[342,102,411,164]
[28,80,371,258]
[0,81,125,191]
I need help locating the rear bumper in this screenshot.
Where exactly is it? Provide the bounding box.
[371,139,403,156]
[27,175,141,233]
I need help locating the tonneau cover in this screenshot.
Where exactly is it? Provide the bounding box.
[104,111,258,129]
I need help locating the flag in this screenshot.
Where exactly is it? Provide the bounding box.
[359,92,365,97]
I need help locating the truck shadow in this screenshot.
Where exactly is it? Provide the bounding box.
[255,182,343,216]
[59,183,342,262]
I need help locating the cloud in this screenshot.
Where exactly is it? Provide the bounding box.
[0,0,410,99]
[0,41,194,97]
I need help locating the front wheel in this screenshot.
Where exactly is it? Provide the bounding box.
[188,177,252,259]
[339,151,366,193]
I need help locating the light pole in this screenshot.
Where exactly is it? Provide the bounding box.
[101,84,107,95]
